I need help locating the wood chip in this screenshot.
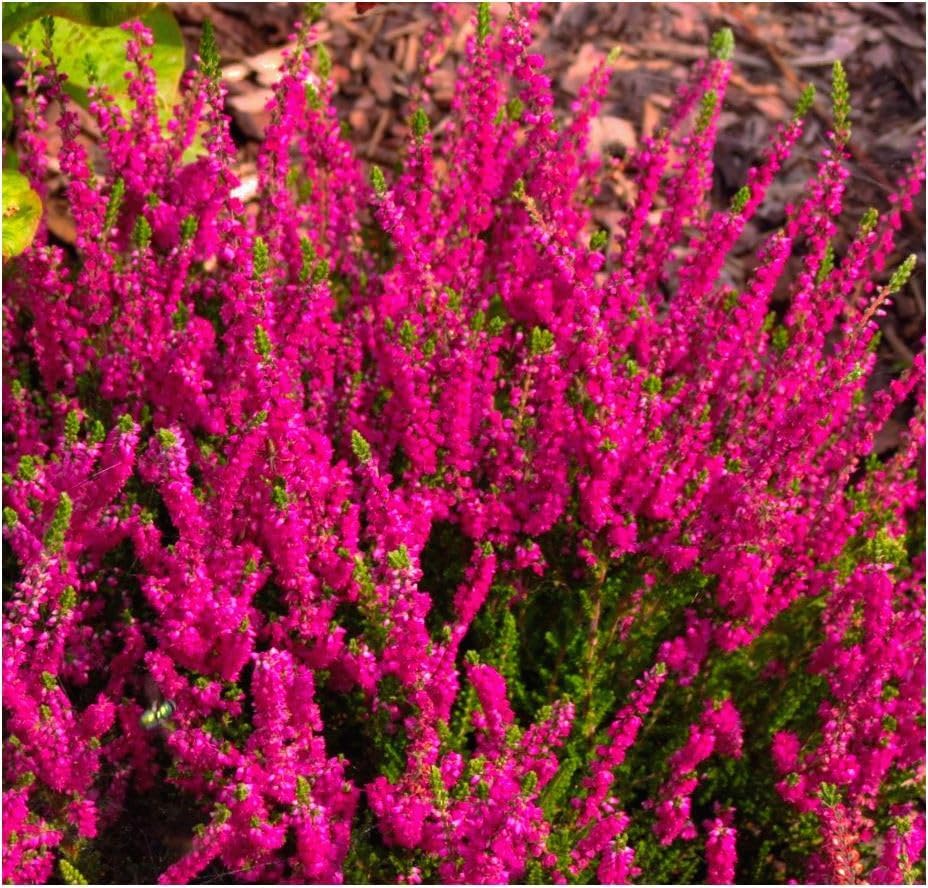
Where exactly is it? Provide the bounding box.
[561,42,602,96]
[588,116,637,158]
[367,58,395,104]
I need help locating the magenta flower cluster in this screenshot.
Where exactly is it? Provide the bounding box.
[2,5,924,884]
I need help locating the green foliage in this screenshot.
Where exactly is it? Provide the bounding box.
[2,169,42,259]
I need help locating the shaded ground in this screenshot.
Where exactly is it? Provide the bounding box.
[170,2,926,438]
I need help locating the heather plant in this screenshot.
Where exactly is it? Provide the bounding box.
[2,4,925,885]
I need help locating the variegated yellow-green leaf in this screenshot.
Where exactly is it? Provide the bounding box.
[11,5,184,128]
[2,2,157,35]
[2,169,42,260]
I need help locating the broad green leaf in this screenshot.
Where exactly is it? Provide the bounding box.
[2,2,156,35]
[2,169,42,260]
[12,5,184,127]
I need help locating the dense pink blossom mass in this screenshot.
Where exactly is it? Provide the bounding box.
[2,5,925,885]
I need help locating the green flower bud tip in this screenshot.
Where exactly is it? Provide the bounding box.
[831,60,851,143]
[156,428,177,450]
[311,258,329,285]
[859,207,879,235]
[505,98,524,122]
[476,2,491,44]
[17,454,38,482]
[589,229,609,252]
[132,214,152,250]
[44,492,72,554]
[64,410,81,446]
[180,214,199,245]
[305,82,322,110]
[642,374,662,395]
[118,413,134,434]
[316,44,332,80]
[816,243,834,285]
[199,19,221,82]
[793,83,815,121]
[172,301,190,332]
[271,480,289,509]
[253,237,269,278]
[351,429,372,464]
[709,27,734,61]
[696,89,717,134]
[410,107,429,140]
[387,544,411,570]
[59,859,88,886]
[254,324,272,359]
[487,316,506,336]
[299,236,316,283]
[888,254,916,294]
[370,165,387,197]
[305,2,325,24]
[104,178,125,232]
[730,185,750,215]
[60,585,78,613]
[399,319,417,349]
[530,326,555,356]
